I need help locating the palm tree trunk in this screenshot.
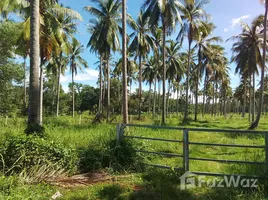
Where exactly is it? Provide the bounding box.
[56,64,61,117]
[138,54,142,120]
[99,56,103,114]
[252,72,255,122]
[161,22,166,125]
[224,93,227,118]
[103,75,106,110]
[158,80,161,114]
[23,56,27,113]
[250,0,268,129]
[52,76,55,111]
[72,66,75,118]
[122,0,128,124]
[185,39,192,121]
[153,77,157,117]
[118,75,121,113]
[194,71,199,121]
[148,82,152,113]
[212,81,215,117]
[39,59,44,125]
[107,56,110,123]
[215,82,218,117]
[242,81,246,118]
[202,73,207,116]
[27,0,40,130]
[176,88,179,115]
[167,81,171,116]
[249,75,252,122]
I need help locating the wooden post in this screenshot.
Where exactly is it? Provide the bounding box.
[265,133,268,173]
[183,128,189,172]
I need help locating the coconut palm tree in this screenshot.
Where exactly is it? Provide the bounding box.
[16,18,30,114]
[122,0,128,124]
[27,0,40,132]
[151,27,162,115]
[166,40,184,115]
[251,0,268,129]
[129,11,154,119]
[143,57,158,113]
[194,22,222,121]
[230,16,264,123]
[143,0,183,125]
[177,0,208,122]
[51,10,78,118]
[68,38,89,118]
[85,0,121,122]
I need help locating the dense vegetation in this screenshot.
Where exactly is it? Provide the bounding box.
[1,0,268,199]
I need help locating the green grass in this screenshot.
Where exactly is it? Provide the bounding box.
[1,113,268,199]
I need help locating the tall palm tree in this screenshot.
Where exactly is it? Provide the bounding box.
[166,40,184,115]
[129,11,154,119]
[143,0,183,125]
[122,0,128,124]
[69,38,88,118]
[230,16,264,123]
[85,0,121,122]
[27,0,40,132]
[151,27,162,115]
[177,0,208,121]
[16,18,30,114]
[194,22,222,121]
[251,0,268,129]
[52,10,78,117]
[143,57,158,113]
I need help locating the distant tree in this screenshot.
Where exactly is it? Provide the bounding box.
[177,0,209,122]
[68,38,88,118]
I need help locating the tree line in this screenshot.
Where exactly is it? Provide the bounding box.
[0,0,267,132]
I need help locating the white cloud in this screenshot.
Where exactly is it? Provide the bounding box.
[60,69,99,84]
[224,15,251,33]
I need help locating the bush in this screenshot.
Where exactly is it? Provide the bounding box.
[79,136,144,172]
[0,135,78,175]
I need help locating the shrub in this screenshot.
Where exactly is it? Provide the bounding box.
[79,135,144,172]
[0,135,78,175]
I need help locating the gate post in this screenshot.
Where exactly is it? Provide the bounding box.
[116,124,124,145]
[265,133,268,173]
[183,128,189,172]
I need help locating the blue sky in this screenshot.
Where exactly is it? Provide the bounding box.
[59,0,264,92]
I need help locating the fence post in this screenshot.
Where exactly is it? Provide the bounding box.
[265,133,268,173]
[183,128,189,173]
[116,124,124,145]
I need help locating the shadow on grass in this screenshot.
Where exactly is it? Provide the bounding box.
[97,184,131,200]
[91,164,268,200]
[128,168,194,200]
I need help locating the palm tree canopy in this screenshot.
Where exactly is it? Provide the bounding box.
[69,38,89,75]
[128,10,155,59]
[85,0,121,56]
[230,15,265,78]
[177,0,209,44]
[142,0,183,34]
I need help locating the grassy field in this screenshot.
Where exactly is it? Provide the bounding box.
[1,113,268,199]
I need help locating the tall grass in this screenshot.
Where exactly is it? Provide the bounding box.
[0,114,268,199]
